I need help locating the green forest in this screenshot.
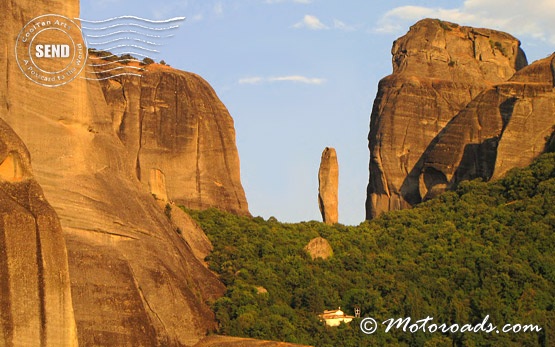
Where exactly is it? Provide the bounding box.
[186,153,555,347]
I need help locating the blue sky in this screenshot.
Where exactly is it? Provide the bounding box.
[80,0,555,225]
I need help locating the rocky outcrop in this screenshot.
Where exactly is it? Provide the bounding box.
[0,119,77,346]
[366,18,528,219]
[318,147,338,224]
[304,237,333,260]
[1,0,240,345]
[94,60,249,216]
[165,202,214,264]
[419,55,555,199]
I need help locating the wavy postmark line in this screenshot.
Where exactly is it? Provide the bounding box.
[76,15,185,24]
[87,51,146,80]
[85,30,175,39]
[77,16,184,32]
[89,51,152,59]
[91,65,143,73]
[88,59,142,67]
[89,44,159,53]
[81,17,181,58]
[79,16,185,81]
[81,72,143,81]
[87,42,159,58]
[81,23,181,31]
[89,37,162,46]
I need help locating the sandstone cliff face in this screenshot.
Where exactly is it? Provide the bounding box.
[318,147,338,224]
[419,55,555,199]
[94,61,249,216]
[1,1,236,345]
[165,201,214,265]
[0,118,77,346]
[366,18,528,219]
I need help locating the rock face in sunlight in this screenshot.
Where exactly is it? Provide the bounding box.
[419,54,555,200]
[318,147,339,224]
[0,0,252,345]
[0,119,78,347]
[94,59,250,216]
[366,18,529,219]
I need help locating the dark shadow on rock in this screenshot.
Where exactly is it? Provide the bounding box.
[398,117,456,207]
[499,97,517,135]
[421,166,449,201]
[399,94,518,206]
[452,138,498,185]
[544,127,555,153]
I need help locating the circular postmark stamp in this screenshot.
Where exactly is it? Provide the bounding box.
[15,14,88,88]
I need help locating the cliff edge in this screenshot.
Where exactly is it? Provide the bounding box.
[366,18,528,218]
[92,56,249,216]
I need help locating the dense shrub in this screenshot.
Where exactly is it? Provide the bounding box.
[141,57,155,65]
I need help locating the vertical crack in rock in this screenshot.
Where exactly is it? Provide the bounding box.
[34,218,47,347]
[0,215,14,347]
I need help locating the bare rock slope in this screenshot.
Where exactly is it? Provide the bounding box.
[0,119,77,346]
[366,18,528,218]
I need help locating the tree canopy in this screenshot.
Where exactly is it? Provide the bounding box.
[187,153,555,347]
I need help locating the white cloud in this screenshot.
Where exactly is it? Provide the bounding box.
[334,19,356,32]
[376,0,555,44]
[293,15,328,30]
[293,15,357,32]
[269,75,326,84]
[239,77,264,85]
[239,75,326,85]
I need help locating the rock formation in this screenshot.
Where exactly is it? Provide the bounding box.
[419,54,555,199]
[1,0,251,345]
[93,59,249,216]
[0,118,77,346]
[318,147,339,224]
[305,237,333,260]
[165,201,214,264]
[366,18,528,219]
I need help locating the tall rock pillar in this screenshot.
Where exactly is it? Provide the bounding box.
[318,147,339,224]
